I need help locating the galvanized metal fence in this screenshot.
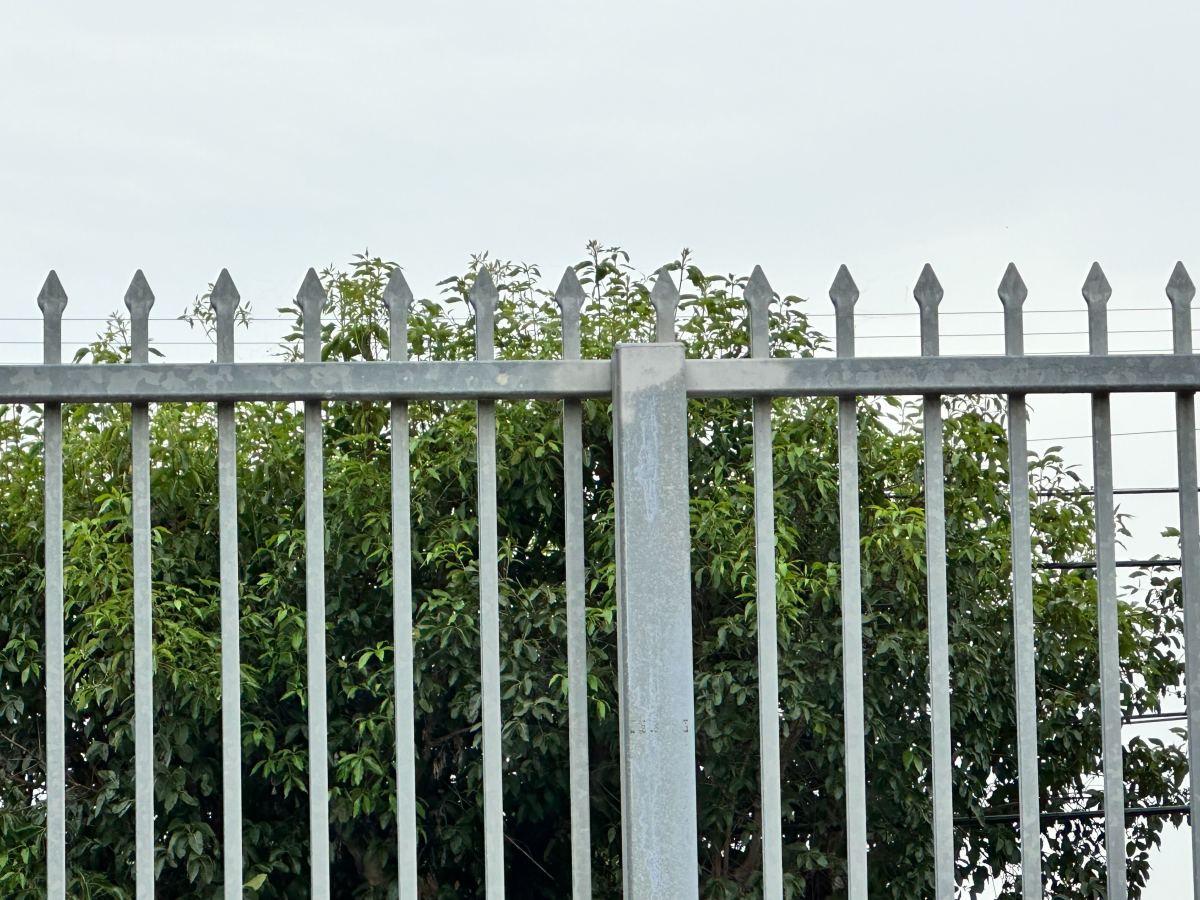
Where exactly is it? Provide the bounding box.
[20,259,1200,898]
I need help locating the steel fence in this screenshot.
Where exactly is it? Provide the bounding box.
[21,259,1200,898]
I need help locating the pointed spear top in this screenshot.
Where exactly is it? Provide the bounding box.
[743,266,774,357]
[652,266,681,319]
[649,268,679,341]
[913,263,943,309]
[744,265,774,312]
[297,268,325,359]
[1167,261,1195,307]
[555,266,585,314]
[297,267,326,313]
[383,268,413,318]
[828,264,859,312]
[997,262,1027,309]
[210,268,240,317]
[37,270,68,317]
[469,266,498,313]
[650,267,679,310]
[1081,261,1111,307]
[123,269,155,317]
[556,267,585,359]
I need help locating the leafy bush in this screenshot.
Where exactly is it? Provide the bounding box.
[0,243,1187,897]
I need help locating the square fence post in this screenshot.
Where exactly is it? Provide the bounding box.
[611,342,699,899]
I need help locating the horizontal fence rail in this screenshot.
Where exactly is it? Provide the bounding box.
[7,354,1200,403]
[22,260,1199,899]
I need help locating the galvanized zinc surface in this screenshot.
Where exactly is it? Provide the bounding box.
[24,260,1200,897]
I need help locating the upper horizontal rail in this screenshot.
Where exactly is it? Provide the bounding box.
[687,355,1200,397]
[2,354,1200,403]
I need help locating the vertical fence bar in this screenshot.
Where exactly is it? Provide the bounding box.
[298,269,331,899]
[211,271,243,896]
[1082,263,1126,896]
[39,272,67,900]
[556,267,593,900]
[998,264,1042,898]
[470,268,505,897]
[1167,262,1200,896]
[124,271,156,900]
[385,270,419,900]
[914,265,954,899]
[744,266,783,899]
[612,339,698,900]
[830,265,868,900]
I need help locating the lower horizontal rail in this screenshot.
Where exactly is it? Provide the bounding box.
[3,354,1200,402]
[1126,711,1186,723]
[958,804,1191,825]
[1039,559,1181,570]
[1039,487,1200,497]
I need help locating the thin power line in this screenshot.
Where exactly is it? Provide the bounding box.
[0,320,1187,446]
[0,341,283,346]
[0,305,1173,323]
[0,329,1189,346]
[0,316,294,323]
[804,306,1174,319]
[1030,428,1191,442]
[856,328,1182,340]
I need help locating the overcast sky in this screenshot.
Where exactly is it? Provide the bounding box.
[4,1,1199,894]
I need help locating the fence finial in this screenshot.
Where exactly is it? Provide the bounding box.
[914,264,943,357]
[211,269,239,330]
[384,269,414,363]
[297,268,326,362]
[1167,262,1195,356]
[211,269,240,316]
[744,266,773,359]
[124,270,155,365]
[1167,261,1196,308]
[1082,262,1111,356]
[829,265,859,359]
[913,264,943,309]
[124,270,155,318]
[997,263,1027,309]
[650,268,679,343]
[998,263,1027,357]
[555,267,585,360]
[39,271,69,366]
[210,269,240,365]
[38,270,68,319]
[470,266,498,360]
[469,266,499,309]
[1082,262,1112,308]
[829,265,859,313]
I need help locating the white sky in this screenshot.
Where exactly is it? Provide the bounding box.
[4,1,1199,894]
